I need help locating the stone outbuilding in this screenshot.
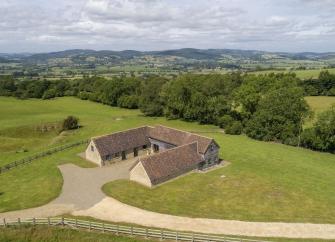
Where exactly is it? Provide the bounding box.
[85,125,220,186]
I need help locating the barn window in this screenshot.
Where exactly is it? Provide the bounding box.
[115,152,120,158]
[106,154,111,161]
[91,145,94,152]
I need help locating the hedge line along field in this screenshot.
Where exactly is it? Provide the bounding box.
[0,97,335,225]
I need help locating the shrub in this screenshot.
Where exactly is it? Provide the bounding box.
[117,95,139,109]
[225,121,243,135]
[42,89,56,99]
[62,116,79,131]
[217,115,234,128]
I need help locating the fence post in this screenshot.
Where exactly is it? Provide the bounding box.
[191,232,194,242]
[89,221,91,231]
[3,218,6,227]
[117,225,119,235]
[146,228,148,239]
[176,231,178,241]
[33,218,36,226]
[160,230,163,240]
[75,219,78,228]
[62,217,64,227]
[102,223,105,233]
[18,218,21,226]
[131,226,133,236]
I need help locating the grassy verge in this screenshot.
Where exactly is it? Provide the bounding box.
[63,215,333,242]
[0,226,148,242]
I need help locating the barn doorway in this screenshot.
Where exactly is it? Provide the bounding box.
[153,144,159,152]
[134,148,138,157]
[122,151,126,160]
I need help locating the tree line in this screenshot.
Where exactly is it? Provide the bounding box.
[0,71,334,153]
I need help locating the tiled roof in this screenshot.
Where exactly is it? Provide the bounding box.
[93,126,151,157]
[138,142,203,185]
[149,125,214,154]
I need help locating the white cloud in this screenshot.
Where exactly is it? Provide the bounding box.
[0,0,334,52]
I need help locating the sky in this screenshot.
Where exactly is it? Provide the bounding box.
[0,0,334,53]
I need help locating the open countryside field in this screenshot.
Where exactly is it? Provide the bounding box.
[249,68,335,79]
[0,97,335,225]
[304,96,335,126]
[305,96,335,114]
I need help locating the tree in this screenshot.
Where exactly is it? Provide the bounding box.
[301,105,335,152]
[42,89,56,99]
[139,77,168,116]
[245,86,309,144]
[225,121,243,135]
[62,116,79,131]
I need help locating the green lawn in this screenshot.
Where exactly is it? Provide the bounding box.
[1,97,335,225]
[0,226,147,242]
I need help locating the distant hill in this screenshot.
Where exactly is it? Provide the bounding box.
[18,48,335,63]
[1,48,334,72]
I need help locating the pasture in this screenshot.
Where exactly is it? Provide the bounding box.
[0,97,334,225]
[249,68,335,79]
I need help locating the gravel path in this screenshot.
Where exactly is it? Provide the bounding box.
[1,161,335,239]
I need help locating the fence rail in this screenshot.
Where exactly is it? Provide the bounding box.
[0,139,89,175]
[1,217,271,242]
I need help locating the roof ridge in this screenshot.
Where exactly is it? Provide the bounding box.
[155,125,213,141]
[92,126,150,140]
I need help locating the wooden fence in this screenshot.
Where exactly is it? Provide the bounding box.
[0,139,89,174]
[1,217,271,242]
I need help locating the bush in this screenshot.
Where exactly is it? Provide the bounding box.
[117,95,139,109]
[217,115,234,128]
[42,89,56,99]
[225,121,243,135]
[301,106,335,152]
[62,116,79,131]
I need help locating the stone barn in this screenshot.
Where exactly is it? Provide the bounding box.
[129,142,203,187]
[85,125,220,185]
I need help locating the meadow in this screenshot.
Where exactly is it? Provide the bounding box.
[0,97,334,225]
[304,96,335,126]
[249,68,335,79]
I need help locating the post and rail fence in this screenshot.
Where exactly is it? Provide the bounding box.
[0,139,89,175]
[1,217,271,242]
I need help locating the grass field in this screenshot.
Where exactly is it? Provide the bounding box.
[0,97,335,225]
[304,96,335,126]
[0,226,147,242]
[249,68,335,79]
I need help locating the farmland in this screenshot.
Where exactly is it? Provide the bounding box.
[249,68,335,79]
[0,97,334,225]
